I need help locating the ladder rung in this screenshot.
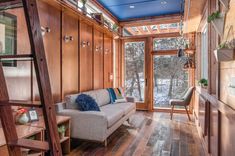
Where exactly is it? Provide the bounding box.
[0,100,42,108]
[9,139,49,151]
[0,0,22,11]
[0,54,33,61]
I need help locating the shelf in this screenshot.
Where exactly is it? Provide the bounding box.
[60,136,69,143]
[9,139,49,152]
[0,100,42,108]
[214,48,235,62]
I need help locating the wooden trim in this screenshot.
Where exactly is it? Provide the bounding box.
[151,50,178,55]
[196,87,235,121]
[119,14,181,27]
[121,32,180,40]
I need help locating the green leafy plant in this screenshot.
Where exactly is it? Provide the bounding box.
[28,135,36,140]
[81,0,87,5]
[198,78,208,86]
[218,42,227,49]
[58,125,66,134]
[112,24,119,32]
[207,11,221,23]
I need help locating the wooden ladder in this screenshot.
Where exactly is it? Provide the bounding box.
[0,0,62,156]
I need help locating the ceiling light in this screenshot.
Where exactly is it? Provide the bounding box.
[129,5,135,9]
[161,1,167,5]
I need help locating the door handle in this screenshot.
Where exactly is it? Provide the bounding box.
[145,78,147,86]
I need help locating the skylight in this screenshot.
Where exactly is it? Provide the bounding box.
[123,23,180,36]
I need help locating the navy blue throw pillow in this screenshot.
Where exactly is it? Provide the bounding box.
[75,94,100,111]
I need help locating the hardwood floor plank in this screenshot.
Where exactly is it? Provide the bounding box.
[68,112,205,156]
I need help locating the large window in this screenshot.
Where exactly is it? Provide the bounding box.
[153,55,189,108]
[201,25,208,79]
[153,37,180,51]
[125,41,145,102]
[0,12,17,67]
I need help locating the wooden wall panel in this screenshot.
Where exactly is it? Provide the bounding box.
[93,29,104,89]
[103,35,113,88]
[4,8,31,101]
[209,104,219,156]
[220,114,235,156]
[208,0,218,95]
[79,22,93,92]
[62,13,78,98]
[113,39,122,88]
[36,1,61,102]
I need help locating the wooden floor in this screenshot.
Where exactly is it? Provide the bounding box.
[67,111,206,156]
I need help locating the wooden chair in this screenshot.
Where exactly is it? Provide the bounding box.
[169,87,194,121]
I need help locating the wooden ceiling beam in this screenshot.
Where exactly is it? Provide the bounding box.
[125,27,137,36]
[137,26,150,35]
[147,26,154,34]
[121,32,180,40]
[120,14,181,27]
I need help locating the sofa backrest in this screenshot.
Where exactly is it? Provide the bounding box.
[65,89,110,109]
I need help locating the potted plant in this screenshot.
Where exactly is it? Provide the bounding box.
[112,24,119,32]
[58,125,67,139]
[15,108,29,125]
[214,41,235,61]
[198,78,208,88]
[207,11,225,36]
[81,0,87,15]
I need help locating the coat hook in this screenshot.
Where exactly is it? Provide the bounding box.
[64,35,74,43]
[41,26,50,36]
[81,41,86,47]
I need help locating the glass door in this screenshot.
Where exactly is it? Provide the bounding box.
[153,55,189,109]
[124,39,148,109]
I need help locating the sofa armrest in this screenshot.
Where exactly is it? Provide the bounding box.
[55,102,66,113]
[58,109,108,141]
[126,96,135,103]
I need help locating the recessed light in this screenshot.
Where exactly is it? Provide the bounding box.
[161,1,167,5]
[129,5,135,9]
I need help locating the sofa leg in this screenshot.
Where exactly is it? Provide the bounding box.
[104,139,107,147]
[170,105,174,120]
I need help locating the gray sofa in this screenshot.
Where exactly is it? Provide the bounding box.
[56,89,136,145]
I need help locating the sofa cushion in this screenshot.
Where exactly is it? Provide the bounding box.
[75,94,100,111]
[95,89,110,107]
[65,93,81,109]
[110,102,136,115]
[100,105,125,128]
[83,90,98,102]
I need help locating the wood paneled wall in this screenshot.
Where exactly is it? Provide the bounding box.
[37,1,61,102]
[62,12,79,98]
[103,34,113,88]
[2,0,115,103]
[194,0,235,156]
[93,29,104,89]
[79,22,93,92]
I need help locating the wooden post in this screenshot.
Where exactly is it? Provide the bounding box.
[21,0,62,155]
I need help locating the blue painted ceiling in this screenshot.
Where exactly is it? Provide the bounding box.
[97,0,184,21]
